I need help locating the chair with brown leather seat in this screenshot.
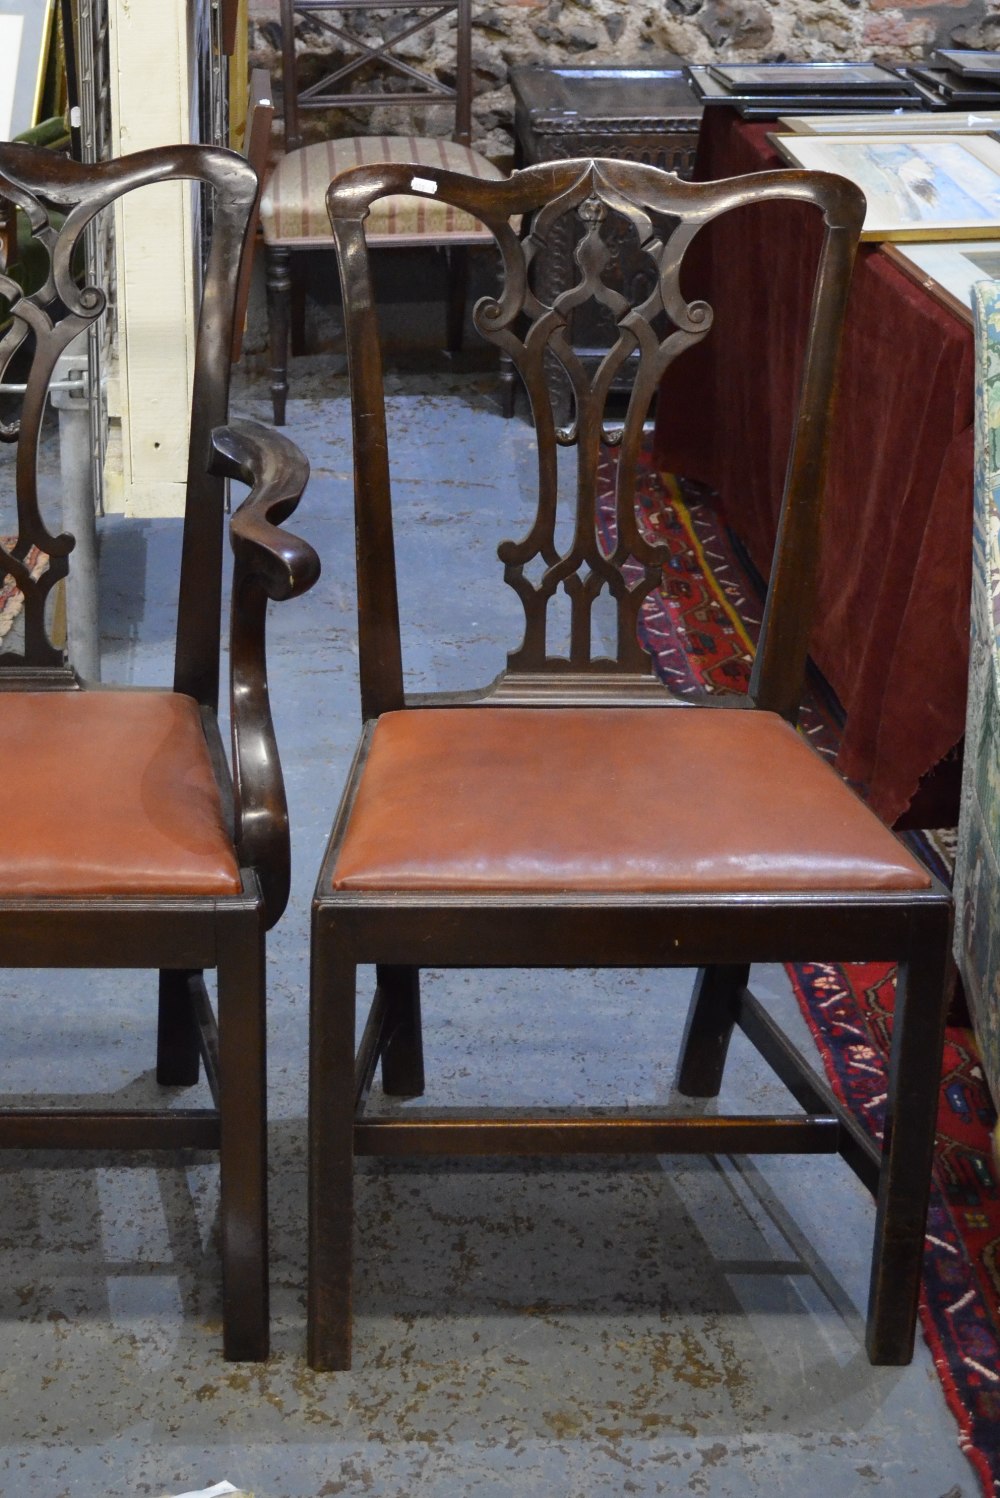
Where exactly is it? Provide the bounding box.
[259,0,505,424]
[306,154,952,1371]
[0,141,319,1360]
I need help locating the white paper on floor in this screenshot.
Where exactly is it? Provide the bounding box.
[164,1483,247,1498]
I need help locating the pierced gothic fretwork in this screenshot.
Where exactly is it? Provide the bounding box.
[471,162,713,677]
[0,144,256,682]
[0,176,108,671]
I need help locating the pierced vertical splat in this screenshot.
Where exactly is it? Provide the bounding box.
[0,177,98,669]
[0,143,257,689]
[468,162,713,677]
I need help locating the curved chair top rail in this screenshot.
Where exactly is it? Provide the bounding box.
[0,143,258,702]
[326,155,865,721]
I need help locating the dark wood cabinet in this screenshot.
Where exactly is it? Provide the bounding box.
[510,63,703,409]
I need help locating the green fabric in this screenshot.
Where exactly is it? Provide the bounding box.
[14,117,70,150]
[954,281,1000,1105]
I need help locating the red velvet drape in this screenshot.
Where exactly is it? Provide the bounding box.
[653,109,974,825]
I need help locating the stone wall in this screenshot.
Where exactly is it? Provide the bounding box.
[248,0,997,165]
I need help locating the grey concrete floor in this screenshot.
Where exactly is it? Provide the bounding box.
[0,359,977,1497]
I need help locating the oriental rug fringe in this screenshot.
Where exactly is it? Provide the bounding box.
[608,446,999,1497]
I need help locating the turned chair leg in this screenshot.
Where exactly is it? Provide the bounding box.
[308,925,357,1371]
[217,911,269,1362]
[377,964,424,1097]
[290,260,308,358]
[497,354,519,418]
[675,964,749,1098]
[265,242,292,427]
[866,911,950,1364]
[156,969,201,1086]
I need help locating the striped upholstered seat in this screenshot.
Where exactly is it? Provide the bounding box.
[261,135,502,247]
[262,2,509,424]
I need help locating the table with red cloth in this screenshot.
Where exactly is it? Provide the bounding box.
[651,107,974,827]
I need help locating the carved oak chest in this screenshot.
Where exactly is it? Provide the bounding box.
[510,63,703,409]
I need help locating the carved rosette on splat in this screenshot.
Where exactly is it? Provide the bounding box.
[472,162,713,678]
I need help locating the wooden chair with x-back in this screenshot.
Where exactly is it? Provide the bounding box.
[305,153,953,1372]
[259,0,506,425]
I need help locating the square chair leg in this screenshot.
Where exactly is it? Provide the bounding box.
[866,908,951,1364]
[217,910,270,1362]
[308,926,356,1371]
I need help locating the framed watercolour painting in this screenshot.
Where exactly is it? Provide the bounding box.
[772,133,1000,240]
[777,110,1000,136]
[883,240,1000,326]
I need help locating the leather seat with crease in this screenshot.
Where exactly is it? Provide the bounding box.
[0,140,319,1361]
[260,0,505,425]
[307,153,952,1373]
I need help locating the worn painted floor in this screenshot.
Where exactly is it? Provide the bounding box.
[0,360,977,1497]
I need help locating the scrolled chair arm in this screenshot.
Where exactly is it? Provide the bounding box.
[212,418,321,928]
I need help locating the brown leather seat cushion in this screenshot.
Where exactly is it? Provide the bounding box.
[2,691,242,896]
[332,707,931,894]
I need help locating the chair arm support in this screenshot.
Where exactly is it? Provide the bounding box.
[213,418,321,929]
[215,419,318,599]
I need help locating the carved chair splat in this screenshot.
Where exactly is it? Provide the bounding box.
[307,155,952,1372]
[0,142,320,1361]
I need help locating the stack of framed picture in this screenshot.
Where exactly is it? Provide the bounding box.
[902,50,1000,110]
[687,60,928,120]
[770,120,1000,326]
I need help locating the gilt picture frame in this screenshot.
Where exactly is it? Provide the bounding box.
[883,240,1000,327]
[771,132,1000,240]
[0,0,55,142]
[777,110,1000,137]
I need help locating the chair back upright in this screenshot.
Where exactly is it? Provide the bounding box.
[326,156,864,723]
[279,0,473,154]
[232,69,276,364]
[0,144,258,708]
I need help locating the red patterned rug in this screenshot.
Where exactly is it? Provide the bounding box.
[598,446,844,761]
[791,962,1000,1498]
[611,447,1000,1496]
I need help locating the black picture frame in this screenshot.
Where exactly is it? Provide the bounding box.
[706,61,912,95]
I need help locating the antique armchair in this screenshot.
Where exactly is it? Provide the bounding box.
[259,0,506,424]
[306,155,953,1372]
[0,142,319,1360]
